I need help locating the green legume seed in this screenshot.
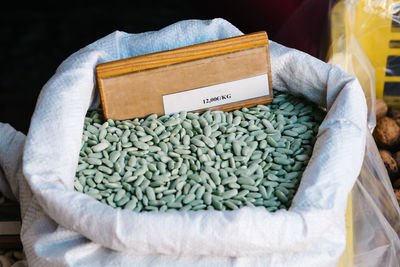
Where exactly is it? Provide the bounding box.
[210,173,221,185]
[237,177,255,186]
[134,166,147,176]
[109,151,120,163]
[277,186,290,195]
[114,189,126,202]
[241,185,259,192]
[215,144,224,155]
[74,180,83,192]
[123,199,137,210]
[262,181,279,187]
[195,186,206,199]
[201,136,215,148]
[283,130,298,137]
[203,192,212,205]
[212,198,223,210]
[77,162,90,172]
[133,175,145,187]
[222,189,238,199]
[224,200,239,210]
[275,190,289,203]
[133,141,149,150]
[81,169,95,176]
[232,116,241,126]
[221,176,237,185]
[87,191,102,200]
[140,179,151,191]
[203,125,212,137]
[220,152,232,161]
[183,193,196,204]
[285,172,298,179]
[76,90,323,213]
[273,157,291,165]
[236,189,249,198]
[104,181,122,189]
[91,142,110,152]
[295,154,310,161]
[292,162,303,171]
[267,173,280,181]
[247,192,262,198]
[241,146,250,156]
[163,118,180,127]
[146,187,156,201]
[108,173,121,183]
[258,185,268,199]
[280,182,297,188]
[191,204,206,211]
[98,166,113,175]
[191,139,205,147]
[263,198,281,207]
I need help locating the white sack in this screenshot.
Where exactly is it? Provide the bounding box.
[0,123,27,267]
[0,123,25,202]
[2,18,367,266]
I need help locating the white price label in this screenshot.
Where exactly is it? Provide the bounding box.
[162,73,269,114]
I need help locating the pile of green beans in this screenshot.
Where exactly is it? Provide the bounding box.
[75,91,325,212]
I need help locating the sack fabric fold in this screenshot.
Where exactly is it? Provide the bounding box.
[0,18,367,266]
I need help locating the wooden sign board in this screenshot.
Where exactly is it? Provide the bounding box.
[96,31,273,120]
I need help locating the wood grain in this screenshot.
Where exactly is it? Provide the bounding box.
[97,31,273,120]
[96,32,268,77]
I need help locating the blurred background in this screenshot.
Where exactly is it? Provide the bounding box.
[0,0,336,134]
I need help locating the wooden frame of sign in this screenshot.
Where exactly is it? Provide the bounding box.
[96,31,273,120]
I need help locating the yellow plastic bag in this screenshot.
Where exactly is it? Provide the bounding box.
[329,1,400,266]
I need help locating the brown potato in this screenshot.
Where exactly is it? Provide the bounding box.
[379,149,399,178]
[373,116,400,148]
[376,98,388,120]
[388,106,400,118]
[394,151,400,170]
[388,107,400,126]
[395,189,400,206]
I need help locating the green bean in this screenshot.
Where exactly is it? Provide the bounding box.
[75,90,323,213]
